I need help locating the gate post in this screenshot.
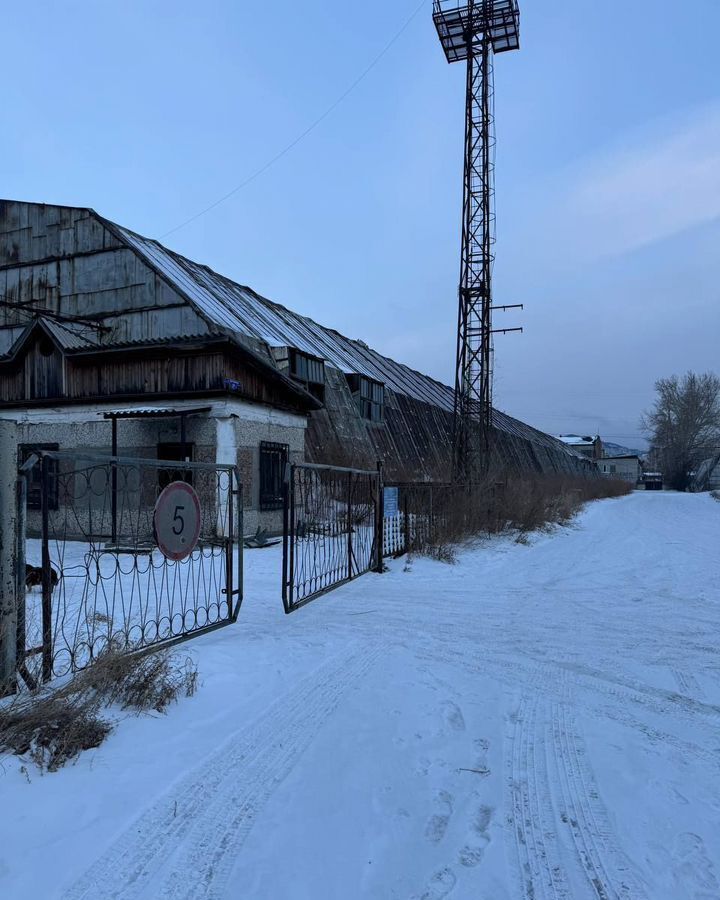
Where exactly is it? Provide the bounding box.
[347,471,353,581]
[374,460,384,573]
[0,419,18,694]
[403,493,410,555]
[40,455,53,682]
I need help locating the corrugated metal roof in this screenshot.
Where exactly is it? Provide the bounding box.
[101,218,583,458]
[0,317,98,359]
[112,224,453,410]
[103,406,212,419]
[41,318,99,351]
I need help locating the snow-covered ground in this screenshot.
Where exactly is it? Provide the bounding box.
[2,491,719,900]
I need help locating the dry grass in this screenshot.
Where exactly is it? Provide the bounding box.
[0,649,198,772]
[422,543,458,565]
[413,474,632,558]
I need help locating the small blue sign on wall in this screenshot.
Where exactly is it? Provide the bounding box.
[384,486,399,518]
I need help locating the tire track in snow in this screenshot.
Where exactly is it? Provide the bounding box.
[413,639,719,772]
[558,662,720,723]
[62,642,381,900]
[507,695,570,900]
[373,608,720,727]
[504,668,649,900]
[671,668,706,700]
[550,702,647,900]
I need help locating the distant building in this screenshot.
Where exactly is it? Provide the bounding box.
[556,434,603,461]
[599,455,642,484]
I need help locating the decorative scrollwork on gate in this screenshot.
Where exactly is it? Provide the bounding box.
[17,451,242,684]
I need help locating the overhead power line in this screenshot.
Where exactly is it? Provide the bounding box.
[161,0,428,240]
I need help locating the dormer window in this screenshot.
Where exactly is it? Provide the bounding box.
[288,348,325,401]
[347,374,384,422]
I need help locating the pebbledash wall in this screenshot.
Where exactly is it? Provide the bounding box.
[14,398,306,537]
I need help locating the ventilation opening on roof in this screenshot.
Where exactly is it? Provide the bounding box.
[347,373,384,423]
[288,348,325,402]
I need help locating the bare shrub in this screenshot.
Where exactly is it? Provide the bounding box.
[0,649,198,772]
[423,543,458,565]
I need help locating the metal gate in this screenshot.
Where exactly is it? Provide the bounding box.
[282,463,382,612]
[16,450,242,685]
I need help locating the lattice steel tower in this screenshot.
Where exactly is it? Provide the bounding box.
[433,0,521,480]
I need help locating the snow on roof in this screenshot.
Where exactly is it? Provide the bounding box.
[556,434,598,446]
[103,407,210,419]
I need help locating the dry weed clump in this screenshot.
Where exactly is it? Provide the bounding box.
[0,694,111,772]
[0,649,198,772]
[422,543,458,565]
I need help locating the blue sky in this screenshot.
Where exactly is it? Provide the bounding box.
[4,0,720,447]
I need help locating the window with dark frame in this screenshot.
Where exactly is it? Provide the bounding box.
[347,374,385,422]
[288,348,325,401]
[259,441,288,511]
[19,443,59,510]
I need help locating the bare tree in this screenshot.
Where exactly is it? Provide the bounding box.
[642,372,720,490]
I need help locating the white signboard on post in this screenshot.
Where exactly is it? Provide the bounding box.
[383,486,399,518]
[154,481,202,561]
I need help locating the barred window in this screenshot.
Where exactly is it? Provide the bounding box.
[259,441,288,510]
[20,443,59,510]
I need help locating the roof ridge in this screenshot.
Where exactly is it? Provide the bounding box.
[0,198,94,214]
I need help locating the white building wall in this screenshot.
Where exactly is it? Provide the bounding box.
[599,457,641,484]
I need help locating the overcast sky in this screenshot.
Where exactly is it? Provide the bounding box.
[4,0,720,447]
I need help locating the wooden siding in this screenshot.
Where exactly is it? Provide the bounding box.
[0,202,208,343]
[0,343,310,412]
[0,335,64,402]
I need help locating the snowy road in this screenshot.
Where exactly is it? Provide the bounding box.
[2,492,720,899]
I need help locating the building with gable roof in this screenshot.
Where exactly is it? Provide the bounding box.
[0,200,593,533]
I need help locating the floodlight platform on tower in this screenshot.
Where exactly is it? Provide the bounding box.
[433,0,520,63]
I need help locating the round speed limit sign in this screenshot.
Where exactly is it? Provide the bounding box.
[154,481,202,561]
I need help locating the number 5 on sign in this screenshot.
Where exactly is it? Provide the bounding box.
[154,482,202,561]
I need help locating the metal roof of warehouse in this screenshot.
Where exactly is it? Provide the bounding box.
[101,219,576,456]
